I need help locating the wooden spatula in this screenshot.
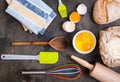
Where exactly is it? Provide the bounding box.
[11,36,68,51]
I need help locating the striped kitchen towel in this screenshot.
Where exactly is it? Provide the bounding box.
[5,0,56,35]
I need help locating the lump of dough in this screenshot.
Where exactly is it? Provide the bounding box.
[99,26,120,67]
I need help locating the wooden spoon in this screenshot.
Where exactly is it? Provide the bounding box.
[11,36,68,51]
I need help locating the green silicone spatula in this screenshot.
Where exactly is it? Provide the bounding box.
[1,52,58,64]
[58,0,67,18]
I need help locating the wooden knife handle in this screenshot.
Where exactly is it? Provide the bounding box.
[11,42,49,46]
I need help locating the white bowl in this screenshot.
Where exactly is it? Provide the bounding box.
[72,30,96,54]
[62,21,75,33]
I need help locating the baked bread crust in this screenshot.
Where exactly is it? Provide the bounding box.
[93,0,107,24]
[93,0,120,24]
[99,26,120,67]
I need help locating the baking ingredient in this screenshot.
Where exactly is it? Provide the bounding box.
[58,0,67,18]
[75,32,94,51]
[71,55,120,82]
[1,52,58,64]
[69,12,81,23]
[93,0,120,24]
[99,26,120,67]
[19,64,82,80]
[77,4,87,15]
[107,38,120,59]
[11,36,68,51]
[62,21,75,32]
[73,30,96,54]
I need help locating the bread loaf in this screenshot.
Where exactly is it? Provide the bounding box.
[93,0,120,24]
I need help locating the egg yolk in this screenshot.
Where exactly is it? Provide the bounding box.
[75,32,95,52]
[69,12,81,23]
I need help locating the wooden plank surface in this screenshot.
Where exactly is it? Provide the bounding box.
[0,0,120,82]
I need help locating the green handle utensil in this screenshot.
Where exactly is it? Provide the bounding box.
[1,52,58,64]
[58,0,67,18]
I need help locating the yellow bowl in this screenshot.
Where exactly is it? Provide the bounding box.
[73,30,96,54]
